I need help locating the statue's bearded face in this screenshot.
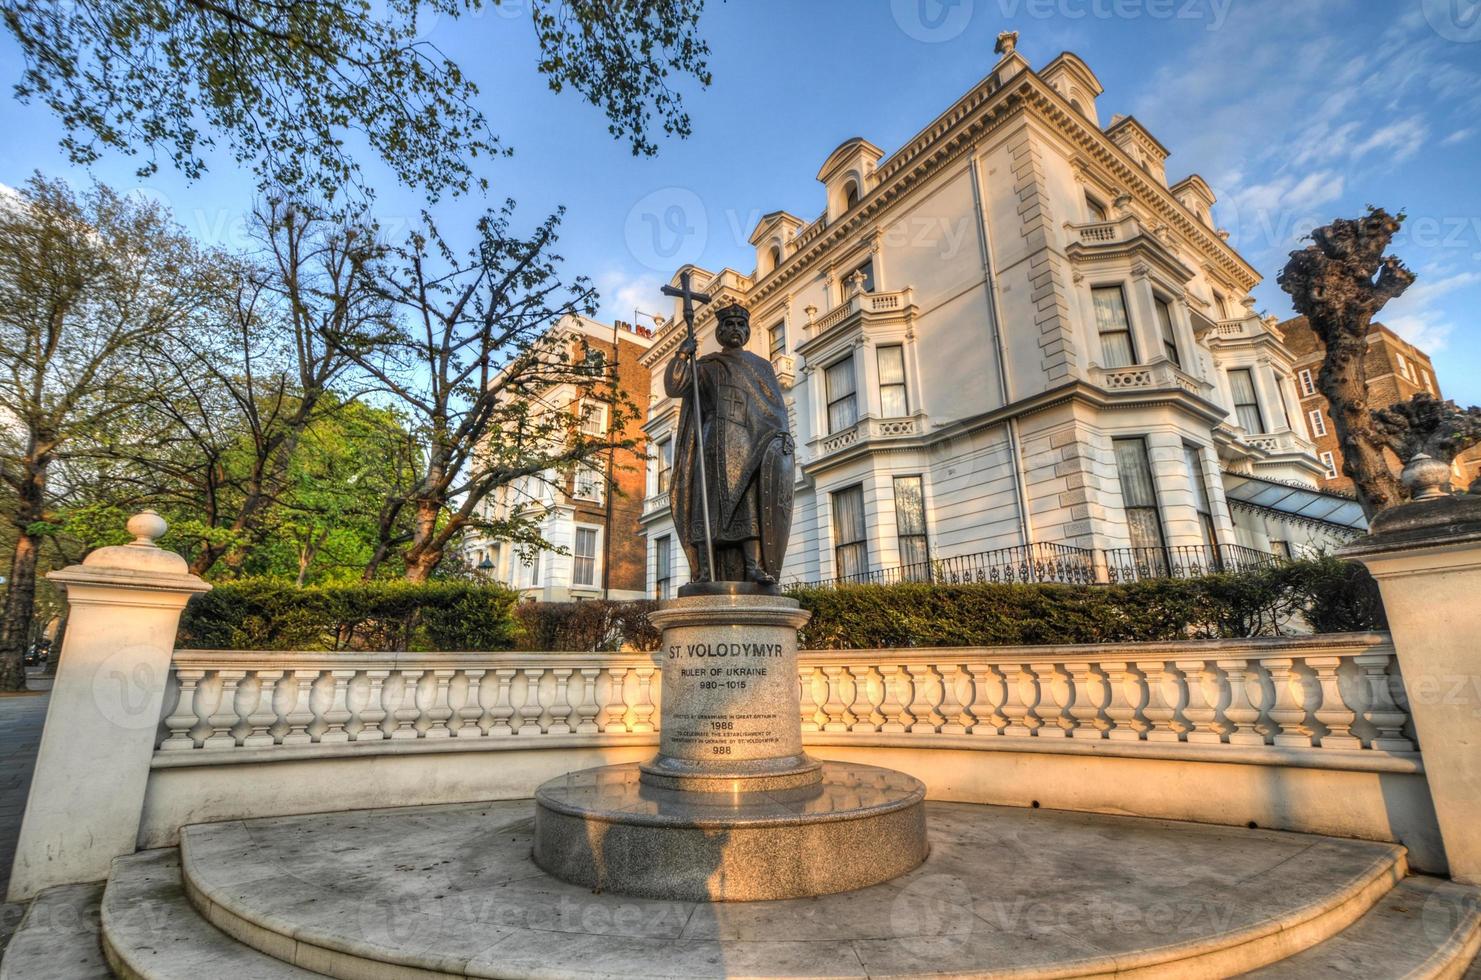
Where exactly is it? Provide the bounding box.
[716,313,750,349]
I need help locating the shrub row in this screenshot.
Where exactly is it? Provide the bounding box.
[177,557,1384,652]
[177,579,522,651]
[790,556,1385,649]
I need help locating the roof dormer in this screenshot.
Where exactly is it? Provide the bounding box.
[1169,174,1217,229]
[1105,115,1170,186]
[748,210,805,278]
[1038,51,1104,127]
[817,137,884,224]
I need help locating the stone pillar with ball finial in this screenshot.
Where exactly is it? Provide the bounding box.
[6,511,209,901]
[1340,456,1481,884]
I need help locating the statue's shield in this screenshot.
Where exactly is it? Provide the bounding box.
[759,436,795,580]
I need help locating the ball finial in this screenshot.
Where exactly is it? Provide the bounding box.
[127,510,168,546]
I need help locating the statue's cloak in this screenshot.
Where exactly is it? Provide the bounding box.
[669,346,793,578]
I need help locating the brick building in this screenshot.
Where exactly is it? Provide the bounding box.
[465,315,655,600]
[1278,316,1479,493]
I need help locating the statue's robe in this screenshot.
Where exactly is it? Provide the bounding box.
[666,346,793,580]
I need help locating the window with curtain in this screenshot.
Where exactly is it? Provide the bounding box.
[893,476,929,579]
[1274,378,1294,430]
[578,400,606,436]
[654,536,672,599]
[574,463,604,502]
[1092,285,1136,368]
[1319,451,1338,480]
[1113,438,1167,564]
[1227,368,1264,433]
[1183,444,1220,559]
[528,550,542,587]
[832,485,869,581]
[1154,296,1180,367]
[573,528,598,587]
[656,437,672,493]
[825,356,858,432]
[877,345,908,418]
[768,321,786,360]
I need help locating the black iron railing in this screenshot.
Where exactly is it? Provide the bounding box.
[790,542,1283,591]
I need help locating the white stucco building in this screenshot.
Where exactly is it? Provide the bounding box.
[638,37,1362,592]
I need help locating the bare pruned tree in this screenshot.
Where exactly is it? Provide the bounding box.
[352,202,635,581]
[1278,208,1417,519]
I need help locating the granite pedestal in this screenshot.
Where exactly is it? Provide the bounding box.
[532,593,930,901]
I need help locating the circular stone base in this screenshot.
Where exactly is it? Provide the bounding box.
[533,761,927,902]
[638,751,823,792]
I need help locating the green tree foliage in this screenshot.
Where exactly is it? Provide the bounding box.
[3,0,710,201]
[0,175,211,690]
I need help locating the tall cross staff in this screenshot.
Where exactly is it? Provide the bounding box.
[661,271,716,581]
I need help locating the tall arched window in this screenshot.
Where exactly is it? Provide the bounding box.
[843,181,859,210]
[769,244,782,271]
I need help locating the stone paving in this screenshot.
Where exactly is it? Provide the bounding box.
[0,689,51,958]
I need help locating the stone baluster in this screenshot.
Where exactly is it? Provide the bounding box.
[279,670,318,746]
[1032,663,1070,738]
[390,669,424,740]
[847,665,879,732]
[342,671,369,741]
[488,668,517,736]
[203,669,246,750]
[1103,661,1144,742]
[631,667,657,732]
[1217,658,1266,746]
[877,665,908,733]
[1307,656,1361,750]
[965,663,1006,735]
[906,665,940,734]
[821,666,852,731]
[513,668,544,735]
[1065,662,1104,739]
[159,668,207,751]
[1177,659,1223,744]
[1136,660,1181,743]
[1354,653,1414,751]
[1001,664,1039,737]
[357,669,391,741]
[547,668,574,735]
[242,670,283,748]
[422,669,456,738]
[377,670,404,739]
[938,664,969,735]
[574,668,601,734]
[798,667,825,732]
[455,669,487,737]
[320,669,355,744]
[1267,658,1315,747]
[600,667,629,733]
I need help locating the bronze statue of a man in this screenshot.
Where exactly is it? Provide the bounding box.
[666,303,794,590]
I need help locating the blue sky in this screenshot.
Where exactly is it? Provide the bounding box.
[2,0,1479,400]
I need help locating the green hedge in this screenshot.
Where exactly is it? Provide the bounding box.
[176,557,1384,652]
[177,579,522,651]
[512,600,662,652]
[789,556,1385,649]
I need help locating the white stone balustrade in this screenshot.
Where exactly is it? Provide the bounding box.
[156,635,1412,768]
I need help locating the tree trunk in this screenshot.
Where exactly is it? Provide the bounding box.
[0,456,49,691]
[1319,330,1405,519]
[403,499,446,583]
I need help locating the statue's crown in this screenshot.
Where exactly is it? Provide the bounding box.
[714,301,749,322]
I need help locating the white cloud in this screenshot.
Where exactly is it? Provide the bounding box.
[1380,270,1481,354]
[1348,119,1428,163]
[595,269,666,326]
[1442,128,1475,146]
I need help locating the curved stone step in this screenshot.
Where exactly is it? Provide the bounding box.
[101,848,322,979]
[0,881,110,980]
[178,799,1413,979]
[1237,876,1481,980]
